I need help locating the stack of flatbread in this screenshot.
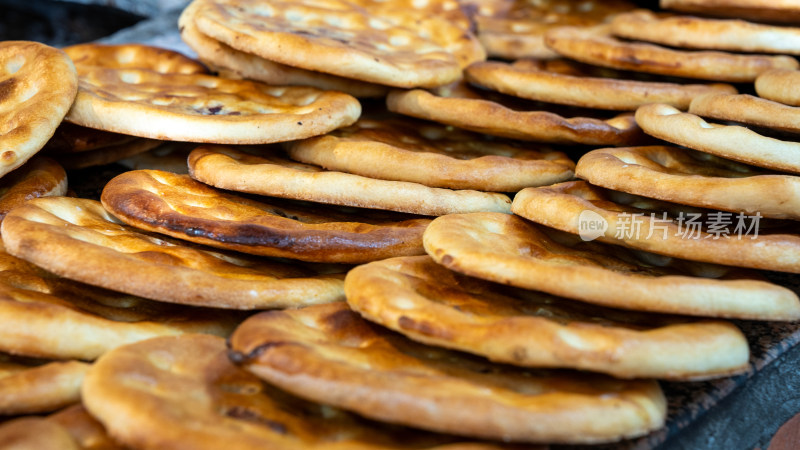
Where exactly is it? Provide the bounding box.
[1,0,799,448]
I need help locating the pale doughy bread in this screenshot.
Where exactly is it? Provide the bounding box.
[424,211,800,320]
[0,417,81,450]
[83,334,517,449]
[0,41,77,179]
[287,118,575,191]
[0,355,89,415]
[544,25,799,82]
[346,255,752,379]
[512,180,800,275]
[0,197,345,309]
[231,303,668,443]
[575,146,800,219]
[466,59,736,111]
[690,91,800,134]
[755,69,800,107]
[188,145,513,216]
[635,103,800,174]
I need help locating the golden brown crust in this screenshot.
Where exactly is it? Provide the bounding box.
[191,0,479,88]
[0,197,344,309]
[63,43,207,74]
[612,10,800,55]
[661,0,800,24]
[0,41,77,179]
[544,25,799,82]
[55,138,162,170]
[0,417,81,450]
[575,146,800,219]
[0,357,89,414]
[755,69,800,107]
[102,170,430,263]
[512,180,800,274]
[465,60,736,111]
[387,83,644,145]
[83,334,515,450]
[345,255,751,379]
[230,303,667,443]
[635,103,800,174]
[690,91,800,134]
[188,145,513,215]
[288,118,574,191]
[49,405,124,450]
[0,157,67,221]
[424,211,800,320]
[65,66,361,144]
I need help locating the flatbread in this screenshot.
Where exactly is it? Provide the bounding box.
[575,145,800,220]
[63,43,207,74]
[55,138,162,170]
[345,255,751,379]
[465,59,737,111]
[424,211,799,320]
[461,0,635,60]
[755,69,800,107]
[544,25,799,82]
[287,118,575,191]
[0,417,81,450]
[49,405,124,450]
[116,142,193,174]
[0,156,67,221]
[660,0,800,24]
[0,197,345,309]
[612,10,800,55]
[0,41,77,179]
[191,0,482,88]
[101,170,430,263]
[42,123,136,155]
[179,0,388,98]
[386,82,644,145]
[231,303,667,443]
[690,91,800,134]
[512,180,800,274]
[65,65,361,144]
[188,145,513,216]
[0,354,89,414]
[635,103,800,174]
[83,334,518,450]
[0,238,243,360]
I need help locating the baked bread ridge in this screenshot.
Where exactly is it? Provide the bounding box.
[230,302,668,443]
[0,358,89,415]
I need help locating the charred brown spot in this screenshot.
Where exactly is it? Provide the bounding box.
[228,341,291,364]
[0,78,17,103]
[324,308,358,331]
[1,151,16,163]
[223,406,288,434]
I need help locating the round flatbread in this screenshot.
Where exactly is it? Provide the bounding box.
[116,142,193,174]
[635,103,800,174]
[0,417,81,450]
[387,82,644,145]
[287,118,575,191]
[190,0,482,88]
[65,65,361,144]
[42,123,137,155]
[0,41,77,179]
[230,303,667,443]
[0,354,89,415]
[55,138,162,170]
[575,146,800,220]
[346,255,751,379]
[63,42,207,74]
[83,334,515,450]
[102,170,430,263]
[690,91,800,135]
[0,197,345,309]
[611,10,800,55]
[544,25,799,82]
[178,0,388,98]
[755,69,800,107]
[0,157,67,221]
[49,405,123,450]
[424,211,799,320]
[512,180,800,274]
[461,0,635,60]
[465,59,737,111]
[660,0,800,24]
[188,145,512,216]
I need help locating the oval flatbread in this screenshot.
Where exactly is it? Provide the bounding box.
[387,82,644,145]
[0,157,67,221]
[690,91,800,135]
[188,145,512,216]
[345,255,751,379]
[43,123,136,154]
[0,417,81,450]
[465,59,736,111]
[423,211,799,320]
[0,197,344,309]
[0,354,89,415]
[661,0,800,24]
[544,25,799,82]
[575,146,800,219]
[512,180,800,275]
[83,334,515,450]
[49,405,123,450]
[755,69,800,107]
[64,42,207,74]
[0,41,77,179]
[101,170,430,263]
[230,303,668,443]
[288,118,575,191]
[55,138,162,170]
[635,103,800,174]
